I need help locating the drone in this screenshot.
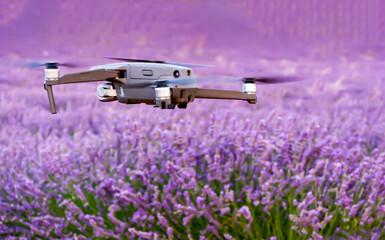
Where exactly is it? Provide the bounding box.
[34,57,298,114]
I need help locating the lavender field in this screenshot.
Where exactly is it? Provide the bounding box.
[1,1,385,239]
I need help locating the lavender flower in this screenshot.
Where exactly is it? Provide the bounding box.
[1,11,385,239]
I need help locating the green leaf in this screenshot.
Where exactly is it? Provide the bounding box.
[84,191,98,215]
[4,221,30,230]
[49,197,66,218]
[65,223,82,235]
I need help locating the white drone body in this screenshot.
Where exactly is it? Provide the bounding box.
[43,59,259,113]
[91,62,198,106]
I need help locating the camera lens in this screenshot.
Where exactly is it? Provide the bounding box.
[173,70,180,78]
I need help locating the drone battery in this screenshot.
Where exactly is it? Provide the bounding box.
[155,87,171,109]
[243,83,256,94]
[45,69,59,81]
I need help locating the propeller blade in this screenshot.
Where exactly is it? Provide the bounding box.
[14,60,82,69]
[195,75,302,85]
[58,62,81,68]
[106,57,214,68]
[106,57,165,63]
[152,78,196,87]
[166,62,214,68]
[126,78,196,88]
[242,76,301,84]
[196,76,303,84]
[25,62,46,68]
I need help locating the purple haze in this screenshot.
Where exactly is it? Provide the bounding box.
[1,0,385,239]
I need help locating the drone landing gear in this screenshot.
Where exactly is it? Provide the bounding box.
[167,103,176,109]
[178,103,187,109]
[156,101,175,109]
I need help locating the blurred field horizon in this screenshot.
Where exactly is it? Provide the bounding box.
[1,1,385,239]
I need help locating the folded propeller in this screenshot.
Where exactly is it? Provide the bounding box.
[106,57,214,68]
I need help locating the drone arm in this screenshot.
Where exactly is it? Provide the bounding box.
[46,69,121,85]
[194,88,257,103]
[194,88,245,100]
[170,88,257,104]
[44,69,121,114]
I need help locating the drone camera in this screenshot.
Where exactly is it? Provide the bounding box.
[173,70,180,78]
[97,83,117,102]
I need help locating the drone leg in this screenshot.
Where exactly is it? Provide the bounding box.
[44,84,57,114]
[177,103,187,109]
[167,103,176,109]
[161,101,166,109]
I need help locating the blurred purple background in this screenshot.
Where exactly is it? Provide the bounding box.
[0,0,383,62]
[0,0,384,121]
[2,2,385,238]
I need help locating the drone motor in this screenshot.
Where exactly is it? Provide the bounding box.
[45,62,59,81]
[242,82,257,94]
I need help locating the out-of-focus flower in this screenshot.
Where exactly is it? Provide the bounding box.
[1,56,385,239]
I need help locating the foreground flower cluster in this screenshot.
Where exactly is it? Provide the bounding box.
[1,59,385,239]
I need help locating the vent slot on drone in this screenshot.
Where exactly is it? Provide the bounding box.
[118,70,125,79]
[142,70,153,76]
